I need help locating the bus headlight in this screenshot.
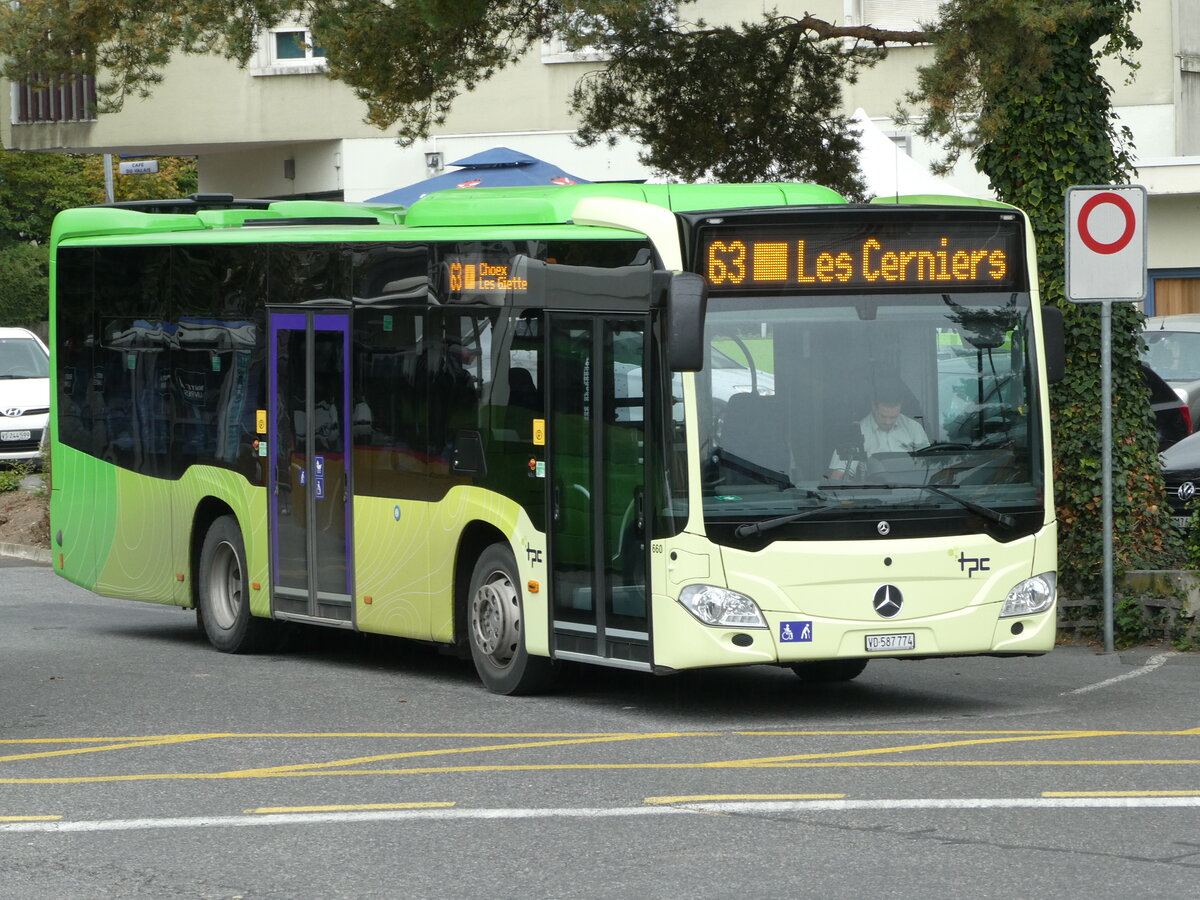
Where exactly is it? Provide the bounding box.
[678,585,768,628]
[1000,572,1057,617]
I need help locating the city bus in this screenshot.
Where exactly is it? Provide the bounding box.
[48,183,1063,694]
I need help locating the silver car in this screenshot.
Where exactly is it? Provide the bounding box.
[1143,314,1200,433]
[0,327,50,465]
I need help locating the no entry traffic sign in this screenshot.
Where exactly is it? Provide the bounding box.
[1065,185,1147,302]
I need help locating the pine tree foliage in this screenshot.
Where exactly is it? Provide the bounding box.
[908,0,1178,600]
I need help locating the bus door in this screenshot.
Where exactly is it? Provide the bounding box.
[547,314,651,670]
[267,309,354,624]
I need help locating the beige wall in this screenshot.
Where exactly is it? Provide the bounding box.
[1147,194,1200,269]
[3,0,1198,204]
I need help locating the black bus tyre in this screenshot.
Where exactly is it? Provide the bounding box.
[467,543,556,695]
[790,658,869,683]
[198,515,273,653]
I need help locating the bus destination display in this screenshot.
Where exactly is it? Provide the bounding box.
[447,259,528,294]
[699,220,1022,293]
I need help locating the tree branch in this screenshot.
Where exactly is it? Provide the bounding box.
[791,14,929,46]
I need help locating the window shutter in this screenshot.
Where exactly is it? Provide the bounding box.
[860,0,942,31]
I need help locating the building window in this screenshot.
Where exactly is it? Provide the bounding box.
[844,0,940,33]
[251,25,328,76]
[273,29,326,64]
[540,34,608,65]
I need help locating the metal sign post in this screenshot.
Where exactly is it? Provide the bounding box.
[1065,185,1148,653]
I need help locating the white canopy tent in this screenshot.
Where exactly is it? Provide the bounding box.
[850,108,969,199]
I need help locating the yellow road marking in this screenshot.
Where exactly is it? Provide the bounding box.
[1043,790,1200,797]
[0,815,61,821]
[4,730,1199,786]
[645,794,844,804]
[6,759,1200,785]
[0,735,221,764]
[0,732,697,745]
[221,732,705,778]
[248,802,456,814]
[714,731,1120,766]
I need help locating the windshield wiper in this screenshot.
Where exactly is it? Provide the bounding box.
[823,481,1015,527]
[916,484,1015,528]
[734,502,841,538]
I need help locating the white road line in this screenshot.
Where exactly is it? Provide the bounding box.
[5,796,1200,834]
[0,806,690,833]
[1063,652,1177,695]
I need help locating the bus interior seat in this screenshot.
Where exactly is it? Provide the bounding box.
[721,392,789,484]
[508,367,540,410]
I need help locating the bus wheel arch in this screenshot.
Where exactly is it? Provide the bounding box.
[190,497,236,603]
[195,510,274,653]
[459,533,555,695]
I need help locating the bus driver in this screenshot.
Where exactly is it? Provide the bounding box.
[828,384,929,480]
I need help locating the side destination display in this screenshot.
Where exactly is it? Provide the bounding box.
[699,218,1024,293]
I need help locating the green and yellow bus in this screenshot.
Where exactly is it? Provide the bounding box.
[48,183,1062,693]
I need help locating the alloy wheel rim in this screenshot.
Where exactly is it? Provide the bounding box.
[471,569,519,667]
[210,540,241,630]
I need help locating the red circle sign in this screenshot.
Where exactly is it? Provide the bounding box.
[1077,192,1136,255]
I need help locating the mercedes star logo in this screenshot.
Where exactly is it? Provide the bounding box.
[876,520,891,536]
[1179,482,1196,503]
[873,584,903,618]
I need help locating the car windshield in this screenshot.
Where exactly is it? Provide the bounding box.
[1143,330,1200,381]
[697,292,1045,538]
[0,337,49,379]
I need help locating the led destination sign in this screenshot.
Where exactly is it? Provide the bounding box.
[447,259,528,293]
[699,220,1022,293]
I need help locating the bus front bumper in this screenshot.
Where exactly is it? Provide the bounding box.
[650,592,1056,672]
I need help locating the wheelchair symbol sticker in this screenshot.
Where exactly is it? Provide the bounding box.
[780,621,814,643]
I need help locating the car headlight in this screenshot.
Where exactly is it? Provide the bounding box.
[678,584,768,628]
[1000,572,1057,617]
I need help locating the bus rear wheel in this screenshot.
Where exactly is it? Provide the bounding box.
[198,515,274,653]
[790,659,869,683]
[467,544,555,695]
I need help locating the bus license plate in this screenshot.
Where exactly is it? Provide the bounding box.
[1,430,30,442]
[865,633,915,652]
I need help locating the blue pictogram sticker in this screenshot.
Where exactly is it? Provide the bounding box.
[779,621,814,643]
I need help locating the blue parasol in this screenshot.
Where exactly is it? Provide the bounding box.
[366,146,590,206]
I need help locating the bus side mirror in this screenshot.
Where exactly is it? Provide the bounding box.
[667,272,707,372]
[1041,305,1065,384]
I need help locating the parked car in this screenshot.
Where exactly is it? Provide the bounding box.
[1143,314,1200,430]
[1160,427,1200,528]
[1142,361,1191,451]
[0,327,50,466]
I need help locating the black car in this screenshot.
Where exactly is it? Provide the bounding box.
[1142,362,1191,451]
[1160,427,1200,528]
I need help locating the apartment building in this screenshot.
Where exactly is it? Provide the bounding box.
[4,1,1199,312]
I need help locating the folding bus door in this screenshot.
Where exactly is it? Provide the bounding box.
[547,313,651,670]
[267,309,354,624]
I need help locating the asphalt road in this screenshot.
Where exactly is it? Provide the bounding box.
[3,560,1199,899]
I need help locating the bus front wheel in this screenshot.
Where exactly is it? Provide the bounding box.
[467,544,555,695]
[790,659,868,683]
[198,515,273,653]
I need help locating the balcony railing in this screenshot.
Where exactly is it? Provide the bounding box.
[13,72,98,123]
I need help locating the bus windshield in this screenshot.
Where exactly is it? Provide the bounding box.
[698,290,1044,539]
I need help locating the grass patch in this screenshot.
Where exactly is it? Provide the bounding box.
[712,337,775,373]
[0,463,32,493]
